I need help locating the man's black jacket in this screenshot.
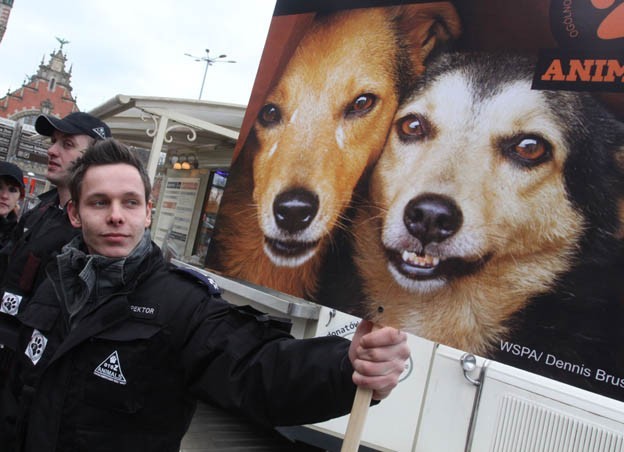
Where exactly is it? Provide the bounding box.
[1,244,357,452]
[1,189,80,297]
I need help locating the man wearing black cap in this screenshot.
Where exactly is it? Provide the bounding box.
[32,112,112,206]
[1,112,111,292]
[0,112,112,338]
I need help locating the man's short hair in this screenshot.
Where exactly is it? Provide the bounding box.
[69,138,151,205]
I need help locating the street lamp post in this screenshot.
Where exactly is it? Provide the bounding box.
[184,48,236,100]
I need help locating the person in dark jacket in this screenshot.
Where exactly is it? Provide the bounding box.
[0,139,410,452]
[0,161,24,380]
[0,112,112,423]
[0,161,24,249]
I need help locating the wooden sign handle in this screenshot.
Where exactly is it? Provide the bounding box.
[341,321,385,451]
[341,386,373,451]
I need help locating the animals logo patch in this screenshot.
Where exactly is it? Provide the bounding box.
[1,291,22,316]
[25,329,48,365]
[93,351,127,385]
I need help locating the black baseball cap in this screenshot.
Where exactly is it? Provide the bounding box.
[35,112,112,141]
[0,161,25,196]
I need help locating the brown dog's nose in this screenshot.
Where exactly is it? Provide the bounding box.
[403,193,463,245]
[273,188,319,233]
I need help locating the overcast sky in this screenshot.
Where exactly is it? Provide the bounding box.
[0,0,276,111]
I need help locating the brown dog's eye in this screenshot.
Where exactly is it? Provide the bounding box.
[258,104,282,127]
[503,135,552,168]
[397,114,428,141]
[345,93,377,118]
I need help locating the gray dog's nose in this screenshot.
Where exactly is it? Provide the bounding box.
[403,193,463,245]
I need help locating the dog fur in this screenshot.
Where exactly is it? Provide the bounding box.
[350,52,624,377]
[208,4,461,299]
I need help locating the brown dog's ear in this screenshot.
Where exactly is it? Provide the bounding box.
[393,2,462,75]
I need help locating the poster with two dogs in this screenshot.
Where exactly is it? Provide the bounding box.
[206,0,624,402]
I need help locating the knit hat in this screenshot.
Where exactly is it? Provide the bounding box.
[0,161,25,197]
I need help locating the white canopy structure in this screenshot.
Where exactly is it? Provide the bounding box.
[88,95,246,181]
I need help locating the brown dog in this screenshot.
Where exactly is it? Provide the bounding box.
[209,4,461,299]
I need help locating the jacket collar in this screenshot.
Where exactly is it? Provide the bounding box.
[19,242,164,368]
[52,231,153,329]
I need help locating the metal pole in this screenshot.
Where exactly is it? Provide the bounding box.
[199,57,209,100]
[185,49,235,101]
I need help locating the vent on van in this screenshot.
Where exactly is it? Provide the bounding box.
[491,394,624,452]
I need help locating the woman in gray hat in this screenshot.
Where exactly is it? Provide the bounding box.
[0,161,25,248]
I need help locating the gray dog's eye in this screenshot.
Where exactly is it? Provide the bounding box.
[501,134,552,168]
[515,138,547,160]
[396,114,429,141]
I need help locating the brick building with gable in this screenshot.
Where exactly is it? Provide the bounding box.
[0,40,80,202]
[0,42,79,124]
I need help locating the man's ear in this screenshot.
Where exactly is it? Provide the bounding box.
[67,200,82,228]
[145,200,153,228]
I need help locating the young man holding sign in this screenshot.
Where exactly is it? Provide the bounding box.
[0,138,409,452]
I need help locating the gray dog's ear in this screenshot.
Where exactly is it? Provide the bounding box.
[616,147,624,173]
[392,2,462,76]
[615,145,624,239]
